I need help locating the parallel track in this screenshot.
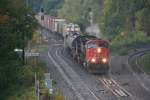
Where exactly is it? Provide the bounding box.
[98,76,136,100]
[127,49,150,92]
[48,45,101,100]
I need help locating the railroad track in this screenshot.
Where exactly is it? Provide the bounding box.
[127,48,150,92]
[128,49,150,73]
[128,48,150,77]
[48,45,101,100]
[136,51,150,86]
[56,45,137,100]
[136,51,150,73]
[43,26,150,100]
[98,75,136,100]
[46,43,141,100]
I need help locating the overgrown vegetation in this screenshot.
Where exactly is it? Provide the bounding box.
[59,0,102,31]
[0,0,38,99]
[5,87,36,100]
[101,0,150,53]
[139,54,150,74]
[43,0,64,16]
[110,31,150,54]
[101,0,150,38]
[1,61,46,100]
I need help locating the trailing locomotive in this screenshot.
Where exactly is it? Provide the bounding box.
[65,33,109,73]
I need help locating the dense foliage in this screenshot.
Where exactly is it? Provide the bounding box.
[43,0,64,16]
[59,0,102,31]
[58,0,149,40]
[26,0,43,12]
[101,0,150,39]
[0,0,37,95]
[27,0,64,16]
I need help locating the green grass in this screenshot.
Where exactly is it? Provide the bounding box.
[109,31,150,55]
[139,54,150,74]
[6,86,36,100]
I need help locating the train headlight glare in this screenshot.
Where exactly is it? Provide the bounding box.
[97,48,101,53]
[102,58,107,63]
[91,58,96,63]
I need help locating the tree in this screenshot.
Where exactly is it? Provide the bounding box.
[0,0,37,92]
[101,0,150,39]
[42,0,64,16]
[59,0,102,31]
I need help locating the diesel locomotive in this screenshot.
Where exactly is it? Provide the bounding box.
[65,33,109,73]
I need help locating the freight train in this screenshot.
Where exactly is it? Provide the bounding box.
[36,14,109,73]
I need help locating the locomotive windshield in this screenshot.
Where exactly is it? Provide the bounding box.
[87,43,97,48]
[87,42,108,48]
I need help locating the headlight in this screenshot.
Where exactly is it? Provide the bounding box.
[97,48,101,53]
[102,58,107,63]
[91,58,96,63]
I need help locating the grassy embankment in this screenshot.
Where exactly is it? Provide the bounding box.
[109,31,150,55]
[139,54,150,74]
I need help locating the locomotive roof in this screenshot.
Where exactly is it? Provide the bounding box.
[77,34,96,40]
[74,34,108,44]
[72,34,96,45]
[87,39,109,44]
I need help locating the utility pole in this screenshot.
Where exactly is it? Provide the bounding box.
[22,31,25,64]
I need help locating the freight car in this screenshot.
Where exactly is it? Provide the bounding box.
[35,14,80,38]
[65,33,109,73]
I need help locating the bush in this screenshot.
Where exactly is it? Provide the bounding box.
[140,54,150,74]
[0,61,46,100]
[18,66,35,86]
[110,31,150,54]
[7,87,36,100]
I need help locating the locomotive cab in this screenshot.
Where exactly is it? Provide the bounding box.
[84,39,109,73]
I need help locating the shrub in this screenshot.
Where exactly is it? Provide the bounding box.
[110,31,150,53]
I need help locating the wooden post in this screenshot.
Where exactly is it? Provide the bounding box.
[35,73,37,96]
[37,80,40,100]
